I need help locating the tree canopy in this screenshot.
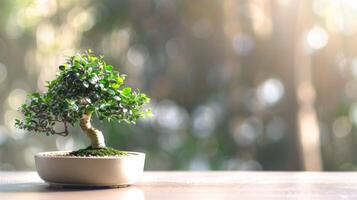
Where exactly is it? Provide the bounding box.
[15,50,151,137]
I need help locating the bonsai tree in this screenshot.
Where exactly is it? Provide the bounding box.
[15,50,151,155]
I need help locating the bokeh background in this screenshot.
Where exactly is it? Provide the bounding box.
[1,0,357,171]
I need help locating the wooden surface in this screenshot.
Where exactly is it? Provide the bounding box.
[1,171,357,199]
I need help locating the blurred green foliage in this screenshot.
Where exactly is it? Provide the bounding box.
[1,0,357,171]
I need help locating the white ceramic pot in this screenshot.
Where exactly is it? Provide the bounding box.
[35,151,145,187]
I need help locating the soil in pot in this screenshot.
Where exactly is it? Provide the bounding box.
[68,146,127,157]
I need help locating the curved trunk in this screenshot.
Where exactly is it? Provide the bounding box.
[80,112,106,148]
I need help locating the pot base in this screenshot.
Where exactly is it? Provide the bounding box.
[48,181,130,188]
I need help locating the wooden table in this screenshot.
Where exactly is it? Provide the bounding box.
[1,171,357,199]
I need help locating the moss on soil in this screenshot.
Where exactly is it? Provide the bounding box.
[69,146,127,157]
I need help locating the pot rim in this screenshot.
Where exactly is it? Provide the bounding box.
[35,150,145,160]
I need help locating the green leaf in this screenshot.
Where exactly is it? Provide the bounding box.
[113,96,121,101]
[99,103,109,110]
[111,83,120,90]
[122,87,132,95]
[59,65,66,70]
[116,76,123,84]
[108,89,116,96]
[87,106,96,112]
[83,81,89,88]
[71,104,79,111]
[89,75,98,84]
[105,65,113,71]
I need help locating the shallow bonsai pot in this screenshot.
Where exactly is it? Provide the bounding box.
[35,151,145,187]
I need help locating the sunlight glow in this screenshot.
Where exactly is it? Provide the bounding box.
[342,0,357,10]
[332,116,352,138]
[127,45,148,68]
[231,117,263,147]
[257,78,284,106]
[306,26,328,50]
[155,100,188,131]
[298,107,322,170]
[67,8,95,32]
[193,105,216,138]
[36,22,55,48]
[7,89,27,110]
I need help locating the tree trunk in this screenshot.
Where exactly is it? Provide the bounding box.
[79,112,106,148]
[293,0,322,170]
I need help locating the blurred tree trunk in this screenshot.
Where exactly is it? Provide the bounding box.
[293,0,322,171]
[272,0,303,170]
[223,0,303,169]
